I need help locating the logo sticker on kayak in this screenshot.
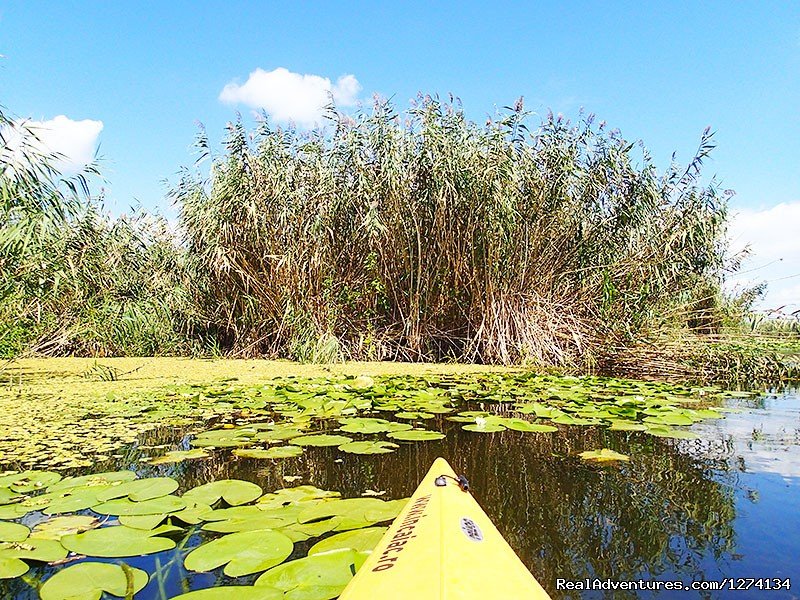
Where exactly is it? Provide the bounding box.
[460,517,483,542]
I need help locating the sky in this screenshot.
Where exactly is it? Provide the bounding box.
[1,1,798,312]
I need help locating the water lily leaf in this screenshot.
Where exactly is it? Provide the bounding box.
[30,516,99,540]
[646,426,699,440]
[2,471,62,493]
[257,486,340,510]
[184,529,294,577]
[363,498,408,523]
[255,548,369,600]
[394,411,434,420]
[386,429,446,442]
[182,480,263,507]
[202,512,287,533]
[279,519,340,542]
[579,449,630,463]
[92,495,186,516]
[0,557,28,579]
[291,434,353,447]
[43,488,104,515]
[0,522,29,543]
[118,514,167,530]
[644,413,695,426]
[254,426,307,443]
[234,446,304,459]
[298,498,398,530]
[191,428,256,448]
[96,477,179,502]
[0,537,68,562]
[502,418,558,433]
[0,488,21,505]
[38,561,149,600]
[338,418,412,434]
[308,527,387,555]
[61,525,179,557]
[462,422,506,433]
[337,441,399,455]
[168,587,283,600]
[148,449,210,465]
[48,471,137,494]
[608,421,648,431]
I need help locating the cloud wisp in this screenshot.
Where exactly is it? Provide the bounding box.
[219,67,362,128]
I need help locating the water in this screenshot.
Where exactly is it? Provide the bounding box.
[2,388,798,599]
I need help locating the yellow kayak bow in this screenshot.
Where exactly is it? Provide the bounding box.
[339,457,552,599]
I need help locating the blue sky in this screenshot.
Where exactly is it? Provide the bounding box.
[1,1,798,310]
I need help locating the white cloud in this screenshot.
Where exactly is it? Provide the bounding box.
[219,67,362,128]
[3,115,103,175]
[727,202,800,314]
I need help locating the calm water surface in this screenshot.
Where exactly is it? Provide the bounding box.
[3,389,798,599]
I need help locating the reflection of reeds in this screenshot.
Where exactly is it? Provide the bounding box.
[176,97,729,367]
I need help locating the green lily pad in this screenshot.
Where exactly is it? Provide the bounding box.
[387,429,445,442]
[254,426,307,443]
[462,422,506,433]
[338,418,412,434]
[257,486,340,510]
[308,527,387,555]
[0,470,61,493]
[184,529,294,577]
[96,477,179,502]
[363,498,408,523]
[0,557,28,579]
[608,421,648,431]
[168,587,283,600]
[0,522,29,543]
[183,480,263,507]
[202,512,287,534]
[502,418,558,433]
[192,428,256,448]
[118,514,168,530]
[28,516,99,541]
[39,562,149,600]
[148,449,210,465]
[291,434,354,447]
[61,525,179,557]
[44,488,104,515]
[48,471,137,494]
[0,488,21,505]
[579,449,631,463]
[646,426,699,440]
[337,441,399,454]
[0,537,68,563]
[255,548,369,600]
[234,446,304,459]
[92,495,186,516]
[394,412,434,420]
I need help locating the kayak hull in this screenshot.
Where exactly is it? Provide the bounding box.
[339,457,551,599]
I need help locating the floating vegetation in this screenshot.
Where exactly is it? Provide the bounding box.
[578,449,631,463]
[0,470,405,596]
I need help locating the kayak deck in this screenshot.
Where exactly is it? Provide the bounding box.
[339,457,551,599]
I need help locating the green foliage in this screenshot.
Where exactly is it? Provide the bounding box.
[175,97,730,366]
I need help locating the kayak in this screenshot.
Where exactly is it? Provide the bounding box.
[339,457,552,599]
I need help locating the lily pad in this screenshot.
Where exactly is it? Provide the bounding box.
[394,411,435,420]
[0,537,68,563]
[183,480,263,507]
[337,441,399,454]
[234,446,304,459]
[608,421,648,431]
[148,449,210,465]
[0,557,28,579]
[308,527,387,555]
[48,471,137,494]
[61,525,179,557]
[502,418,558,433]
[462,422,506,433]
[338,418,412,434]
[184,529,294,577]
[579,449,631,463]
[168,587,283,600]
[96,477,179,502]
[0,522,29,543]
[291,434,354,447]
[30,516,99,540]
[255,548,369,600]
[92,495,186,516]
[0,470,62,493]
[387,429,445,442]
[39,562,149,600]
